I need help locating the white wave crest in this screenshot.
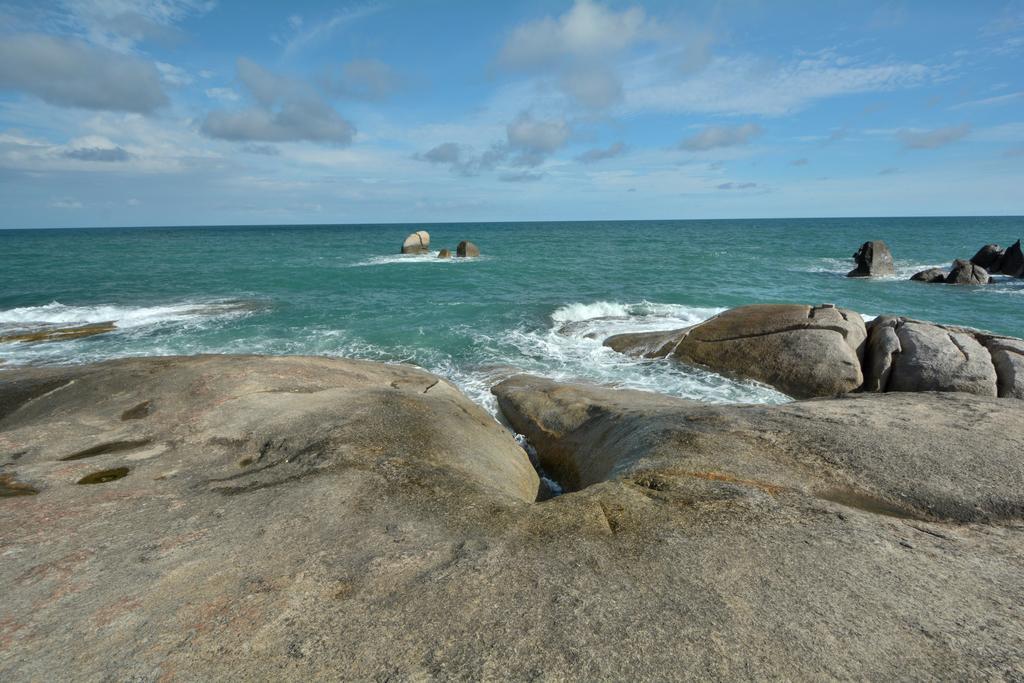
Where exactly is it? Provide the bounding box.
[0,300,257,330]
[349,251,488,267]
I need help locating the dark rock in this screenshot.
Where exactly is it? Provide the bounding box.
[847,240,896,277]
[971,244,1004,272]
[456,240,480,257]
[910,268,947,283]
[437,249,451,259]
[946,259,990,285]
[1000,240,1024,277]
[400,230,430,254]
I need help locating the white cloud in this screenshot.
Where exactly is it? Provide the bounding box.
[950,91,1024,110]
[498,0,662,68]
[0,34,167,113]
[276,5,383,56]
[322,59,402,100]
[155,61,192,86]
[576,141,626,163]
[558,65,622,109]
[205,87,239,102]
[627,53,934,117]
[680,123,762,151]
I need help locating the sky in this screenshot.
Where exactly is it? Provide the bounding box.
[0,0,1022,228]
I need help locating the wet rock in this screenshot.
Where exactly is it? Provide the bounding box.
[603,328,688,358]
[946,259,990,285]
[1000,239,1024,277]
[437,249,451,259]
[886,320,997,396]
[400,230,430,254]
[456,240,480,257]
[910,268,947,283]
[670,304,867,399]
[0,322,117,344]
[971,244,1004,272]
[847,240,895,277]
[984,336,1024,399]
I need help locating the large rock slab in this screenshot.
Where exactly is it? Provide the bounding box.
[910,267,947,283]
[971,243,1004,271]
[4,356,1024,679]
[1000,239,1024,277]
[847,240,895,277]
[884,320,997,395]
[671,304,867,399]
[984,336,1024,399]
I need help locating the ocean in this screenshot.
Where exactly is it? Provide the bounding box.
[2,216,1022,415]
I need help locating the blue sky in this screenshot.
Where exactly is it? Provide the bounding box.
[0,0,1022,228]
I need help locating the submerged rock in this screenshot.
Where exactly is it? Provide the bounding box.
[910,267,947,283]
[400,230,430,254]
[0,321,116,344]
[946,259,990,285]
[437,248,451,259]
[603,328,687,358]
[847,240,895,277]
[456,240,480,257]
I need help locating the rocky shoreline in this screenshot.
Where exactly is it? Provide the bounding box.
[2,322,1024,678]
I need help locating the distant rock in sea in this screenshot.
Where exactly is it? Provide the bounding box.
[847,240,895,277]
[401,230,430,254]
[910,267,947,283]
[945,258,990,285]
[456,240,480,257]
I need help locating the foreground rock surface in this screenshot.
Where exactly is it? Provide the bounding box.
[3,356,1024,680]
[607,304,866,399]
[847,240,895,277]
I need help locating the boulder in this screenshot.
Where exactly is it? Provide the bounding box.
[910,268,947,283]
[437,248,451,259]
[400,230,430,254]
[971,244,1004,272]
[670,304,867,399]
[456,240,480,257]
[884,320,997,395]
[1000,239,1024,277]
[847,240,895,277]
[861,316,901,392]
[3,356,1024,679]
[603,328,688,358]
[945,259,990,285]
[983,336,1024,399]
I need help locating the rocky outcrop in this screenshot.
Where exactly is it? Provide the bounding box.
[910,267,947,283]
[863,318,997,395]
[1000,239,1024,277]
[984,336,1024,398]
[3,356,1024,679]
[945,259,990,285]
[604,304,866,399]
[847,240,895,277]
[456,240,480,257]
[971,243,1004,271]
[437,248,451,259]
[400,230,430,254]
[0,322,117,344]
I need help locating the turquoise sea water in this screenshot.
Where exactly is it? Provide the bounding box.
[2,217,1022,413]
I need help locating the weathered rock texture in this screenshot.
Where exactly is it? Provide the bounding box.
[400,230,430,254]
[945,259,990,285]
[2,356,1024,679]
[456,240,480,258]
[607,304,866,399]
[971,243,1004,272]
[847,240,895,277]
[981,336,1024,399]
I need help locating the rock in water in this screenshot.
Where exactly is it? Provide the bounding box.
[1000,239,1024,277]
[671,303,867,399]
[400,230,430,254]
[946,258,990,285]
[437,248,451,259]
[604,328,688,358]
[847,240,895,277]
[456,240,480,257]
[910,268,947,283]
[971,243,1004,272]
